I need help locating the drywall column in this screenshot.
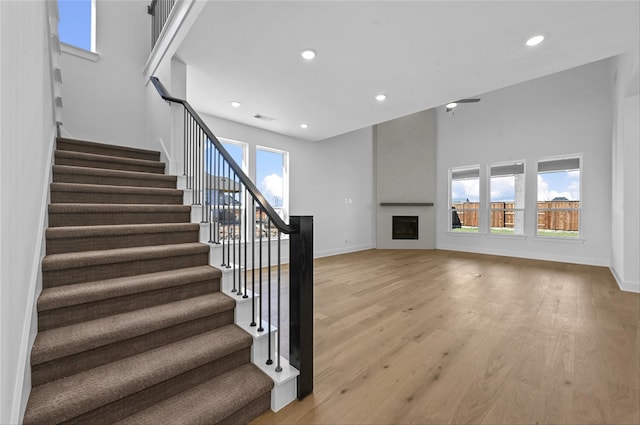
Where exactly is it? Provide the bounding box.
[375,109,437,249]
[611,51,639,292]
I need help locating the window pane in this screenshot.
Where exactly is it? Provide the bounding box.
[451,167,480,232]
[59,0,92,51]
[256,148,288,227]
[221,141,244,171]
[537,159,580,238]
[490,163,524,235]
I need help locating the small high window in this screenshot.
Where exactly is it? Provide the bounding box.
[537,157,581,238]
[489,162,525,235]
[58,0,96,52]
[450,166,480,233]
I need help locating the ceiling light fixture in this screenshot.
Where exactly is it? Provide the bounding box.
[375,94,387,102]
[301,49,316,60]
[446,102,458,109]
[230,101,241,108]
[525,35,545,46]
[300,123,309,129]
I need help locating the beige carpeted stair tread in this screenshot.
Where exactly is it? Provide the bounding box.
[115,363,274,425]
[54,150,165,174]
[46,222,199,240]
[31,292,236,365]
[38,265,220,311]
[53,164,177,187]
[42,242,208,272]
[51,182,183,197]
[49,203,191,214]
[24,325,251,425]
[57,137,161,161]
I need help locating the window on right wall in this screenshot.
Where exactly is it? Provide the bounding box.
[537,157,581,238]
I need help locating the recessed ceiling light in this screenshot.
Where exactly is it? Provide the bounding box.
[230,101,241,108]
[300,123,309,129]
[301,49,316,60]
[375,94,387,102]
[525,35,544,46]
[446,102,458,109]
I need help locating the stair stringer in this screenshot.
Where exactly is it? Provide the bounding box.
[179,175,300,412]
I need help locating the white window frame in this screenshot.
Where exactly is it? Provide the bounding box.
[58,0,97,56]
[449,165,481,234]
[256,145,289,225]
[536,154,582,239]
[488,161,526,236]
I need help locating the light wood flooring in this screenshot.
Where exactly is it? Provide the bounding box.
[252,249,639,425]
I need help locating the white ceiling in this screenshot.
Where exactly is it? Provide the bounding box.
[176,1,640,142]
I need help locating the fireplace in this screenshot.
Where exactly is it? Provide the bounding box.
[392,216,418,240]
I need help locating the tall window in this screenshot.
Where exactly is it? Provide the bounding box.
[450,166,480,232]
[537,157,581,238]
[256,147,289,224]
[58,0,95,52]
[489,162,525,235]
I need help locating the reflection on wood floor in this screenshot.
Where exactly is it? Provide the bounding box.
[252,249,639,425]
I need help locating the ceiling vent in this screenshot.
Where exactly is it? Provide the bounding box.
[254,114,275,122]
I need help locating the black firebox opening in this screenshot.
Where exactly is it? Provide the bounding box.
[392,216,418,240]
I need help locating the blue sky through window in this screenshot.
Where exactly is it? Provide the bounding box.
[58,0,92,51]
[538,170,580,201]
[257,149,284,207]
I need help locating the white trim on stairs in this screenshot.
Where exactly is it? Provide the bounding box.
[11,128,57,424]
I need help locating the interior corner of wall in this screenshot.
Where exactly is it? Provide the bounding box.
[609,265,640,293]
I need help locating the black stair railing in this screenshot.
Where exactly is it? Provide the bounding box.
[150,76,313,399]
[147,0,177,49]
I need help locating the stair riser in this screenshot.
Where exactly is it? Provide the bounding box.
[53,171,176,188]
[55,156,165,174]
[43,252,210,288]
[57,139,161,162]
[49,211,191,227]
[50,191,183,205]
[218,392,271,425]
[32,311,235,386]
[46,230,200,254]
[39,280,220,331]
[61,349,251,425]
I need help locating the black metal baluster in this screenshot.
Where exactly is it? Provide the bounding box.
[266,219,273,366]
[276,231,282,372]
[236,173,242,296]
[226,159,231,270]
[257,209,263,332]
[232,171,237,293]
[216,151,221,245]
[186,114,191,190]
[250,197,256,327]
[243,187,248,299]
[208,141,214,244]
[200,130,206,221]
[183,108,187,177]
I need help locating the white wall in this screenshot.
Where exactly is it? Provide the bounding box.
[436,59,613,266]
[199,114,375,258]
[310,127,376,257]
[375,109,437,249]
[61,0,149,148]
[611,51,640,292]
[0,1,57,423]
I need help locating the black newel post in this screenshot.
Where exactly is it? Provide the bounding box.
[289,216,313,399]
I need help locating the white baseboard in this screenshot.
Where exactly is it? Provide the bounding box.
[314,244,374,259]
[10,128,56,424]
[435,243,609,267]
[610,266,640,293]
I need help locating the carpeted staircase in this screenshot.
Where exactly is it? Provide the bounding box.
[23,138,273,425]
